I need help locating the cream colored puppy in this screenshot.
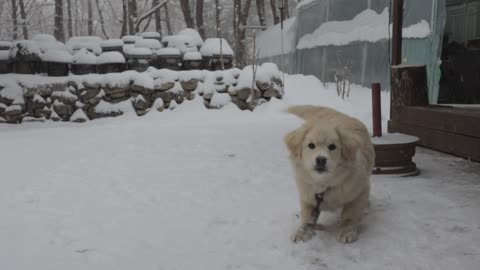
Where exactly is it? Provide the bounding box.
[285,105,374,244]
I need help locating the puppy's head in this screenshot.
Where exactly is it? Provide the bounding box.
[285,119,358,181]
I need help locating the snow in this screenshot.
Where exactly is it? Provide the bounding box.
[183,51,202,61]
[72,49,97,65]
[4,104,21,112]
[177,28,204,47]
[371,133,419,145]
[122,35,143,44]
[32,34,56,43]
[140,32,161,39]
[297,8,432,49]
[256,17,297,58]
[33,94,46,103]
[296,0,317,10]
[0,51,9,60]
[124,46,153,57]
[70,108,88,122]
[94,99,133,114]
[156,48,180,56]
[100,39,124,48]
[97,52,126,64]
[166,35,198,55]
[1,73,480,269]
[0,41,12,49]
[135,39,163,51]
[9,40,41,58]
[66,37,103,55]
[51,89,78,101]
[200,38,234,57]
[42,50,72,63]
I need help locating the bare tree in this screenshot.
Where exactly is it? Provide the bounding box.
[233,0,253,68]
[121,0,128,36]
[256,0,266,26]
[196,0,205,38]
[153,0,162,33]
[128,0,138,34]
[10,0,18,40]
[66,0,73,38]
[215,0,221,37]
[54,0,65,42]
[96,0,109,38]
[179,0,195,29]
[270,0,280,25]
[19,0,28,39]
[164,1,172,35]
[87,0,93,36]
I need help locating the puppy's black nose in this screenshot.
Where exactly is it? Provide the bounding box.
[316,156,327,167]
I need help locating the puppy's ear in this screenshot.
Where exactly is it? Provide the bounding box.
[287,105,321,120]
[284,125,309,158]
[336,125,360,161]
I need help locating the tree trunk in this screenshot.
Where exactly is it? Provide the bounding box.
[179,0,195,29]
[196,0,205,38]
[19,0,28,39]
[128,0,138,34]
[270,0,280,25]
[215,0,221,37]
[256,0,266,26]
[66,0,73,38]
[96,0,109,38]
[10,0,18,40]
[153,0,162,34]
[164,2,173,35]
[54,0,65,42]
[233,0,253,68]
[121,0,128,36]
[87,0,93,36]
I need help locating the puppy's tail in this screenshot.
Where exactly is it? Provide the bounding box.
[287,105,340,120]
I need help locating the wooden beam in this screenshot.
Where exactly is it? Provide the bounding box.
[391,0,403,66]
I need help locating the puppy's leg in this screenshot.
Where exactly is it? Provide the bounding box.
[337,188,369,244]
[292,201,320,243]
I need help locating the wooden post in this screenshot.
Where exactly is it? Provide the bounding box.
[391,0,403,66]
[390,65,429,119]
[372,83,382,137]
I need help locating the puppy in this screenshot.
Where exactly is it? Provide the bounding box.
[284,105,374,244]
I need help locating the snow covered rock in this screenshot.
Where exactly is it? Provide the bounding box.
[70,108,89,123]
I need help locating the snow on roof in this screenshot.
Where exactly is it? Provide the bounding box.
[97,52,126,64]
[0,51,9,60]
[9,40,42,57]
[101,39,124,48]
[42,49,72,63]
[156,48,180,56]
[200,38,234,57]
[66,36,103,55]
[177,28,204,47]
[0,41,12,48]
[140,32,161,39]
[297,8,431,49]
[122,35,143,44]
[256,17,297,58]
[135,39,163,50]
[183,51,202,61]
[72,48,97,64]
[167,35,198,54]
[124,46,153,56]
[32,34,57,43]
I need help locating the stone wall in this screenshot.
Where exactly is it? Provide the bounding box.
[0,64,284,124]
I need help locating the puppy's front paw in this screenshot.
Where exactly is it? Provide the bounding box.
[336,227,358,244]
[292,224,316,243]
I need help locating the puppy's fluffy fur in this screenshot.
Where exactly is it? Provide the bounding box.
[285,105,374,244]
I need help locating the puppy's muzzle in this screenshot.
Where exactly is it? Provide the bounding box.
[315,156,327,173]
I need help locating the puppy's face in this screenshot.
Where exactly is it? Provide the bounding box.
[285,121,349,182]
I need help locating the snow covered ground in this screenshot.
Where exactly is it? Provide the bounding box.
[1,75,479,270]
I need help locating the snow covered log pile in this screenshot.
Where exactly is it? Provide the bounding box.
[0,64,283,124]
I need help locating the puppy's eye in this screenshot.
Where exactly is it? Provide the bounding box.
[328,144,336,151]
[308,143,316,149]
